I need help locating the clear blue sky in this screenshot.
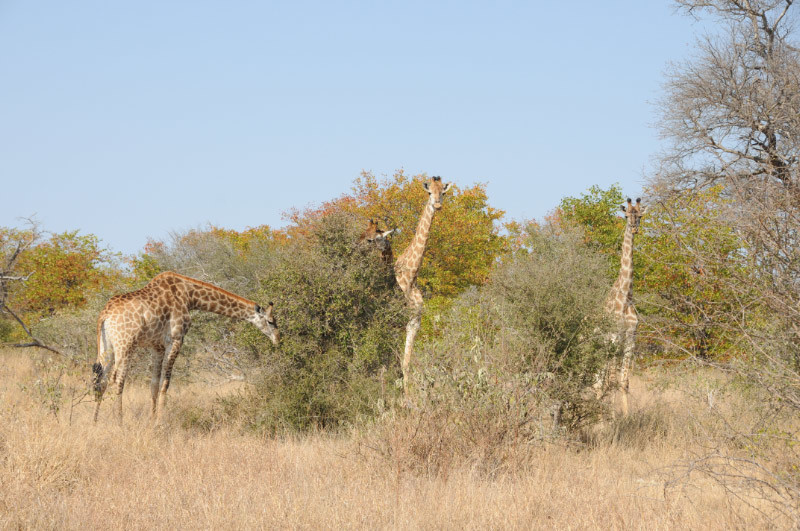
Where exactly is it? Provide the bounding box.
[0,1,699,255]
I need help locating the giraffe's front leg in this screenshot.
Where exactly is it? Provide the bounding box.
[618,311,638,416]
[401,286,424,400]
[156,331,185,424]
[402,314,422,397]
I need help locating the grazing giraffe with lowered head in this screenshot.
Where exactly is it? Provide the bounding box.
[597,197,644,416]
[371,176,452,397]
[92,271,279,424]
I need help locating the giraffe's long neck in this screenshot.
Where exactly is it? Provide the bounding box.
[395,200,436,292]
[173,274,256,320]
[606,222,635,317]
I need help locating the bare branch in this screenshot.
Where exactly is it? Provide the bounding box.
[0,304,64,356]
[0,273,33,282]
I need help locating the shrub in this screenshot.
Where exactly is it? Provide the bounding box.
[371,223,617,474]
[229,211,407,433]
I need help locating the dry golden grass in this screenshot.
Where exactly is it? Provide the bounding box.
[0,348,787,529]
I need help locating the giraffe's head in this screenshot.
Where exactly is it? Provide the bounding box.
[423,176,453,210]
[250,302,280,345]
[361,218,395,252]
[622,197,645,234]
[360,218,396,265]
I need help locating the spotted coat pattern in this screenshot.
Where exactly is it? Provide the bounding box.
[599,198,643,416]
[92,271,278,423]
[392,176,452,397]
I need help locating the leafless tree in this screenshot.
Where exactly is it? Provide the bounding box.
[661,1,800,193]
[653,1,800,521]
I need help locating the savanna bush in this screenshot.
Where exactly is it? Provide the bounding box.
[83,212,406,433]
[375,223,617,473]
[218,211,408,433]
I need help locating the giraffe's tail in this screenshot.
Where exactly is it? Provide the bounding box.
[92,318,112,400]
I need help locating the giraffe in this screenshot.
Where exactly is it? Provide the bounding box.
[91,271,279,424]
[391,176,452,397]
[598,197,644,416]
[359,218,395,265]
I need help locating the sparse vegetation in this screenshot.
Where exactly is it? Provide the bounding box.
[3,2,800,525]
[0,348,791,529]
[2,163,799,523]
[386,221,617,473]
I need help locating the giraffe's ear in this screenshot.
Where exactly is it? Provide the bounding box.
[423,181,430,192]
[255,304,263,314]
[443,183,452,193]
[620,205,627,212]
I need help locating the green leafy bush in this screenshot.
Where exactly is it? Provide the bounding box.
[225,211,407,433]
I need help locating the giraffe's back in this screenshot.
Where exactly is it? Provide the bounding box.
[99,273,191,349]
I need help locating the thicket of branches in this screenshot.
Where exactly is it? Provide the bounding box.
[652,0,800,519]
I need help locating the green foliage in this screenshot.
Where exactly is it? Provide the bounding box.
[636,186,753,359]
[95,212,409,433]
[412,222,616,438]
[555,183,752,360]
[14,230,119,318]
[0,318,14,342]
[128,247,162,285]
[288,170,508,298]
[225,211,407,433]
[558,184,626,269]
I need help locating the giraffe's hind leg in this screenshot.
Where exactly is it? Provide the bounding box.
[94,337,132,424]
[150,346,165,419]
[109,343,133,425]
[93,321,114,423]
